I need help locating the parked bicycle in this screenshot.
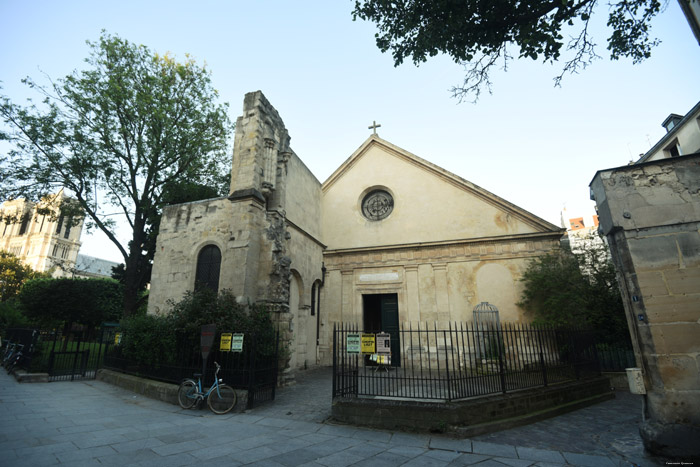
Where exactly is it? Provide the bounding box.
[3,343,23,371]
[5,344,24,373]
[177,361,237,414]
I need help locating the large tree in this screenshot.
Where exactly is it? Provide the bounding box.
[353,0,664,101]
[0,32,233,317]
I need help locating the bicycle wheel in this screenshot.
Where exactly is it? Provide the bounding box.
[207,384,236,414]
[177,380,198,409]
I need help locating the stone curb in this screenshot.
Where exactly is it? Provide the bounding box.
[96,368,249,411]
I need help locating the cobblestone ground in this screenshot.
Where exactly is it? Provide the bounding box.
[0,367,673,466]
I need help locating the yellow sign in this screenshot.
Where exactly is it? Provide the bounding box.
[220,333,232,351]
[114,332,122,345]
[361,333,376,354]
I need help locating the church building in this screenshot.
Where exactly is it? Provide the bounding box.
[148,91,564,369]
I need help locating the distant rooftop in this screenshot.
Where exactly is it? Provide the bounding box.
[74,254,120,279]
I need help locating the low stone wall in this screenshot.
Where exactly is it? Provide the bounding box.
[97,369,180,405]
[96,369,248,412]
[332,376,613,436]
[603,372,629,391]
[13,370,49,383]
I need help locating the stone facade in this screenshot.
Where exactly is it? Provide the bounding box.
[148,91,564,373]
[590,154,700,458]
[0,191,83,277]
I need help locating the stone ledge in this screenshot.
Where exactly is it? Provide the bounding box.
[13,370,49,383]
[332,376,614,436]
[97,369,179,405]
[96,369,248,412]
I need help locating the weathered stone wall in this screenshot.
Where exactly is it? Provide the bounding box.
[318,234,561,365]
[590,153,700,458]
[148,91,325,375]
[148,196,267,313]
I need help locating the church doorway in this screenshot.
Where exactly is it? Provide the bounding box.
[362,293,400,366]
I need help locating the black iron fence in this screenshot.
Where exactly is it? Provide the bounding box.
[2,326,111,381]
[333,322,601,401]
[102,329,279,409]
[597,346,636,371]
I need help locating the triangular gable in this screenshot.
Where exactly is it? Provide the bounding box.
[323,135,560,233]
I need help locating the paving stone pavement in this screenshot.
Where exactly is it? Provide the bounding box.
[0,367,672,466]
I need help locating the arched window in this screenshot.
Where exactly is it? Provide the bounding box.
[195,245,221,293]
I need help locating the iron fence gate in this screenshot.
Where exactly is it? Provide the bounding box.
[333,322,601,401]
[3,326,113,381]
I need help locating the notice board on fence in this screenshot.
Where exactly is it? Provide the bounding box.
[361,333,376,354]
[220,333,232,351]
[376,333,391,354]
[346,334,361,353]
[231,333,244,352]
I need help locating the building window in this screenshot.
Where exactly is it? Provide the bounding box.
[195,245,222,294]
[64,217,72,239]
[18,214,30,236]
[361,189,394,221]
[664,139,682,158]
[56,213,65,234]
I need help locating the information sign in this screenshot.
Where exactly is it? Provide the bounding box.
[220,333,232,351]
[376,333,391,354]
[361,333,376,354]
[200,324,217,360]
[346,334,361,353]
[231,333,244,352]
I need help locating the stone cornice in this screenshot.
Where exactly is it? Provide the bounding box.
[323,231,561,270]
[229,188,266,205]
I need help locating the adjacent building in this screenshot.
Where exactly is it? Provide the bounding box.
[0,191,83,277]
[590,100,700,458]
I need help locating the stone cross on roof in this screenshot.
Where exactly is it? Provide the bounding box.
[368,121,381,135]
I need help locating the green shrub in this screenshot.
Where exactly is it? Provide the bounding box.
[0,299,30,337]
[19,277,123,328]
[117,289,279,365]
[168,289,277,344]
[119,313,176,367]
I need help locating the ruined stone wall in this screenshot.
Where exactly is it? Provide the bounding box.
[590,153,700,458]
[147,196,267,313]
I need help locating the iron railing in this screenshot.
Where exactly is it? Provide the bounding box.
[333,322,601,401]
[102,330,279,409]
[2,326,110,381]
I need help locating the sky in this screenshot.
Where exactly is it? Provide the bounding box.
[1,1,699,263]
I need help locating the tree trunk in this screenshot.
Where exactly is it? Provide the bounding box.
[122,217,147,318]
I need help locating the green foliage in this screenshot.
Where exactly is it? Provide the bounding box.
[168,289,277,348]
[0,31,233,317]
[119,313,176,367]
[518,235,629,346]
[0,251,44,302]
[18,277,123,328]
[353,0,663,101]
[118,289,278,365]
[0,299,30,336]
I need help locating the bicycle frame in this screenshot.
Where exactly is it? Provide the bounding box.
[190,363,225,402]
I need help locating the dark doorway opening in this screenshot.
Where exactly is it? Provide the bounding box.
[362,293,401,366]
